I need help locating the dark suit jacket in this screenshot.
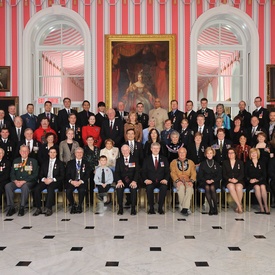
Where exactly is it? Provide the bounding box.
[247,126,267,147]
[16,139,41,160]
[252,107,270,129]
[114,155,139,184]
[10,126,26,144]
[10,157,39,183]
[193,125,213,146]
[116,111,129,124]
[168,109,184,132]
[197,108,215,127]
[123,140,144,166]
[39,158,65,189]
[184,110,197,129]
[21,113,38,132]
[137,113,149,129]
[238,109,251,129]
[0,139,16,161]
[187,141,206,165]
[77,110,94,128]
[179,128,194,148]
[57,109,77,130]
[142,155,170,183]
[211,139,233,165]
[95,112,108,127]
[4,114,15,128]
[0,159,11,185]
[101,118,124,147]
[222,159,244,186]
[37,113,58,132]
[65,159,91,188]
[0,119,12,131]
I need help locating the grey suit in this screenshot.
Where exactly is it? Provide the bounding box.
[59,140,79,164]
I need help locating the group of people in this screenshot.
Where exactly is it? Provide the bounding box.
[0,95,275,217]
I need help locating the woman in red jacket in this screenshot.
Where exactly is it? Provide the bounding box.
[82,114,102,148]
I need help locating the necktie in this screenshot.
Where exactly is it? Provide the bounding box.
[47,160,53,178]
[252,127,255,136]
[87,111,89,118]
[154,156,158,170]
[72,125,75,131]
[77,160,81,180]
[110,121,113,132]
[27,141,31,151]
[0,121,2,128]
[17,128,21,141]
[67,109,70,115]
[101,168,106,184]
[125,158,128,165]
[4,139,7,143]
[219,140,223,153]
[120,112,123,119]
[47,113,50,120]
[130,141,134,155]
[198,127,202,133]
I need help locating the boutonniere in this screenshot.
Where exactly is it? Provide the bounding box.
[54,163,57,169]
[82,164,85,172]
[116,126,118,131]
[238,164,240,169]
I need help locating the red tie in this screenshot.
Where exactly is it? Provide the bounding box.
[154,157,158,170]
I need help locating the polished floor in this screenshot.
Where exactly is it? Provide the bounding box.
[0,201,275,275]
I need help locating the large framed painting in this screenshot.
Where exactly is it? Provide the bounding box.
[105,34,176,114]
[267,64,275,102]
[0,66,11,92]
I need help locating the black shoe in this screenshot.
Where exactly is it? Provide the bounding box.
[76,205,82,214]
[45,208,53,216]
[6,207,16,217]
[158,208,165,215]
[148,208,156,214]
[70,205,76,214]
[117,208,123,215]
[213,208,218,215]
[130,208,136,215]
[209,209,214,216]
[18,206,25,216]
[33,208,42,216]
[181,208,189,216]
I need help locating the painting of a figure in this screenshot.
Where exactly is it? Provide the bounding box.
[0,66,10,92]
[106,35,175,113]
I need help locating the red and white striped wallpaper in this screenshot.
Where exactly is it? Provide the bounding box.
[0,0,274,106]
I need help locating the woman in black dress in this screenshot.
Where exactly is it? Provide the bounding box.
[197,147,222,215]
[222,148,245,213]
[245,148,269,214]
[143,128,167,157]
[230,116,247,146]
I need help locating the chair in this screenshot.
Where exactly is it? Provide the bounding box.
[145,188,167,213]
[248,189,271,212]
[64,189,87,213]
[223,187,246,212]
[41,188,59,213]
[93,187,115,213]
[172,186,195,213]
[115,188,139,212]
[198,188,222,213]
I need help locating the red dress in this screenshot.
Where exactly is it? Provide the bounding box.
[82,125,102,147]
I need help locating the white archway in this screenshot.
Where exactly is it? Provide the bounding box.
[20,4,93,113]
[190,4,259,112]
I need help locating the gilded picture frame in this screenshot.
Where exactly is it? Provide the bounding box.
[105,34,176,114]
[267,64,275,102]
[0,66,11,92]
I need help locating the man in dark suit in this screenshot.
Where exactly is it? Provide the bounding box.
[5,144,39,217]
[59,113,82,146]
[95,101,108,127]
[21,103,38,131]
[33,147,65,216]
[252,96,270,129]
[268,110,275,141]
[247,116,267,147]
[0,109,12,131]
[57,97,77,131]
[168,100,184,132]
[115,144,139,215]
[193,114,213,146]
[142,142,170,214]
[136,102,149,129]
[211,128,232,165]
[4,104,17,128]
[77,100,94,128]
[116,101,129,124]
[16,128,40,160]
[101,108,124,148]
[65,147,90,214]
[0,127,16,161]
[237,100,251,129]
[197,98,215,128]
[9,116,25,144]
[184,100,197,129]
[37,101,58,132]
[0,148,11,204]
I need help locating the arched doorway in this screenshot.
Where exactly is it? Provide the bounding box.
[20,5,92,114]
[190,4,259,115]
